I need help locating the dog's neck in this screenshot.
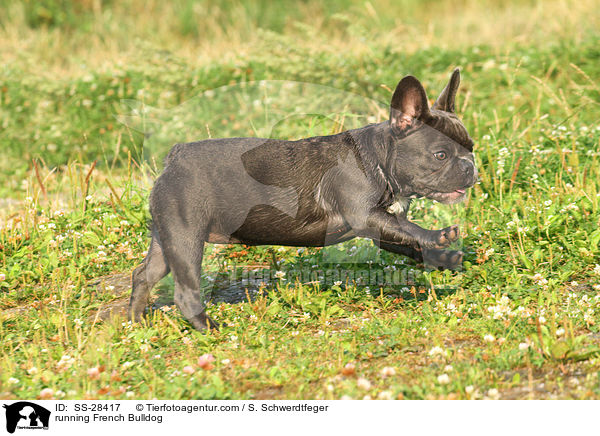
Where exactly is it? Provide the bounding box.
[350,122,408,194]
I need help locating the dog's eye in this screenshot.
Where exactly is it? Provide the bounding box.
[434,151,447,160]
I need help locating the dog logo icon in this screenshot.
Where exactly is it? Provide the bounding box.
[2,402,50,433]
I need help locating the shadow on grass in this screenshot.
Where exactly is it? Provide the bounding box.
[149,262,459,308]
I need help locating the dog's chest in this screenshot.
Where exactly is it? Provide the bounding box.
[386,195,411,215]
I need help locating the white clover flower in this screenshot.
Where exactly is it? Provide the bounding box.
[8,377,19,385]
[486,388,500,400]
[437,374,450,384]
[532,273,549,287]
[519,342,530,351]
[0,273,5,281]
[39,388,54,399]
[274,271,286,279]
[380,367,396,377]
[57,354,75,371]
[483,334,495,343]
[465,385,474,394]
[444,365,454,372]
[428,346,447,357]
[377,391,393,400]
[556,328,565,336]
[334,281,342,286]
[27,367,38,375]
[87,367,100,378]
[357,378,372,390]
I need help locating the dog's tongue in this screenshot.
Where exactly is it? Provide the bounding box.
[455,188,466,194]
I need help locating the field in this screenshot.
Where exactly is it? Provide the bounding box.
[1,0,600,400]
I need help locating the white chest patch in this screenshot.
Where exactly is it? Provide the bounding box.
[387,196,410,215]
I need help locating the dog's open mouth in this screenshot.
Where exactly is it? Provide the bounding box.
[428,188,467,204]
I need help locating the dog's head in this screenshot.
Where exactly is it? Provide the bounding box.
[387,68,477,204]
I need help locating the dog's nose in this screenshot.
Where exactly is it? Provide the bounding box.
[458,157,478,186]
[458,158,473,176]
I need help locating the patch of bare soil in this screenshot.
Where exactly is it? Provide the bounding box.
[89,272,134,321]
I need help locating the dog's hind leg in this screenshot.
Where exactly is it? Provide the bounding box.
[157,224,218,331]
[130,227,170,322]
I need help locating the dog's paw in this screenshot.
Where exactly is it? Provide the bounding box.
[432,225,460,248]
[189,313,220,332]
[423,249,463,270]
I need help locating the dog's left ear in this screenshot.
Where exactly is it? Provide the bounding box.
[432,68,461,112]
[389,75,430,137]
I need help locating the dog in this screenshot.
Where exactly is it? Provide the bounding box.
[130,68,477,330]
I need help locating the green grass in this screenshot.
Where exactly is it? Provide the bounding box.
[1,0,600,400]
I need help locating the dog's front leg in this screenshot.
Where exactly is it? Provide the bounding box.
[368,209,463,269]
[361,208,460,249]
[377,241,463,270]
[368,209,460,248]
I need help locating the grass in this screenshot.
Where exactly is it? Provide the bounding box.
[1,0,600,400]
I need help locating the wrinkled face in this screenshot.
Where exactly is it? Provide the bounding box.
[392,110,477,204]
[388,68,477,204]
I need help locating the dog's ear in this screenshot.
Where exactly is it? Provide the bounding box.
[389,75,430,136]
[432,68,460,112]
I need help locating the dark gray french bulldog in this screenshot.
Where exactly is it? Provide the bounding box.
[130,68,477,330]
